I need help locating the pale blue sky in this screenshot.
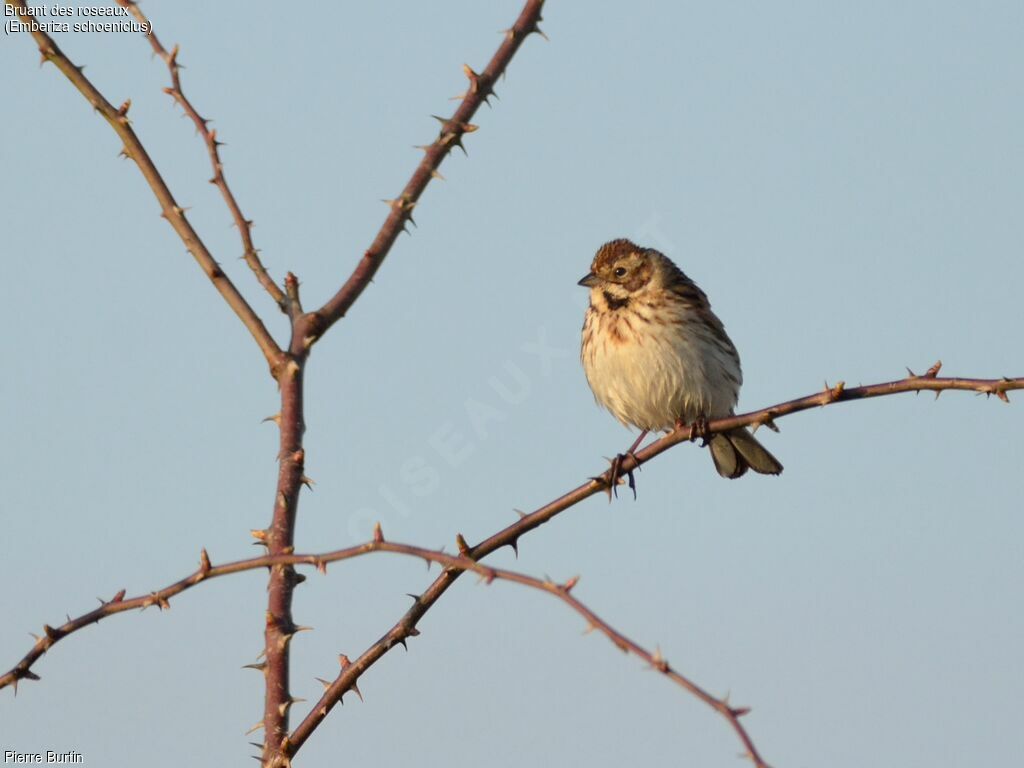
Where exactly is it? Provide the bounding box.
[2,2,1022,767]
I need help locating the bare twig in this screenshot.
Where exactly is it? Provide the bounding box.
[3,365,1019,764]
[3,0,283,371]
[304,0,548,344]
[114,0,288,312]
[287,363,1021,760]
[0,539,767,766]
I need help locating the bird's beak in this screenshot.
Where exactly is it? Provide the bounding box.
[577,272,600,288]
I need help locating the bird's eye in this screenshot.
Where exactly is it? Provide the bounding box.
[613,267,627,278]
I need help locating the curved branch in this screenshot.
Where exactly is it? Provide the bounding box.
[113,0,287,313]
[3,366,1019,762]
[287,363,1022,759]
[306,0,548,343]
[4,0,283,371]
[0,536,767,767]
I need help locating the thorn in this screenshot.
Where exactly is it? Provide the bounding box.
[350,682,363,702]
[731,706,752,718]
[246,720,264,735]
[924,360,943,378]
[315,677,333,690]
[513,508,527,519]
[261,413,281,426]
[301,475,315,490]
[251,529,268,543]
[338,654,351,668]
[934,390,942,400]
[650,646,669,672]
[509,538,519,558]
[562,575,580,593]
[111,589,127,603]
[316,558,327,575]
[277,697,305,717]
[430,169,445,181]
[405,593,419,603]
[117,98,132,117]
[455,533,471,556]
[199,548,211,575]
[373,522,384,544]
[996,389,1011,404]
[241,662,267,672]
[906,366,917,378]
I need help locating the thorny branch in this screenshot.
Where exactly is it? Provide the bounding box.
[2,0,283,371]
[0,338,1017,768]
[305,0,550,344]
[286,363,1020,765]
[7,1,1021,767]
[0,536,760,764]
[6,1,546,763]
[113,0,288,313]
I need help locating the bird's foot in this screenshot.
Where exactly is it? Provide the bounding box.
[675,415,711,446]
[590,452,638,502]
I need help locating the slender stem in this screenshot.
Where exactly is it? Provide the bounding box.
[113,0,288,312]
[286,365,1022,756]
[3,0,283,371]
[0,538,769,766]
[307,0,547,342]
[3,366,1019,764]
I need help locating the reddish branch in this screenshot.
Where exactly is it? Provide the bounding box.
[113,0,287,313]
[9,1,1022,767]
[287,363,1020,763]
[306,0,549,342]
[2,366,1020,765]
[259,354,307,765]
[0,536,764,766]
[3,0,283,371]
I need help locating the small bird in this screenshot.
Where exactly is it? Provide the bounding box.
[579,238,782,480]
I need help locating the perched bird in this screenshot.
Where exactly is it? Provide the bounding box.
[579,238,782,479]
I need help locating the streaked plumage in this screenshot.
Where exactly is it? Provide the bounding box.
[579,239,782,479]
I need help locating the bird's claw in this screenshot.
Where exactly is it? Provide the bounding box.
[603,453,638,501]
[675,416,711,446]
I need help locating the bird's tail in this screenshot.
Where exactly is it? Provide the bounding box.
[709,428,783,479]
